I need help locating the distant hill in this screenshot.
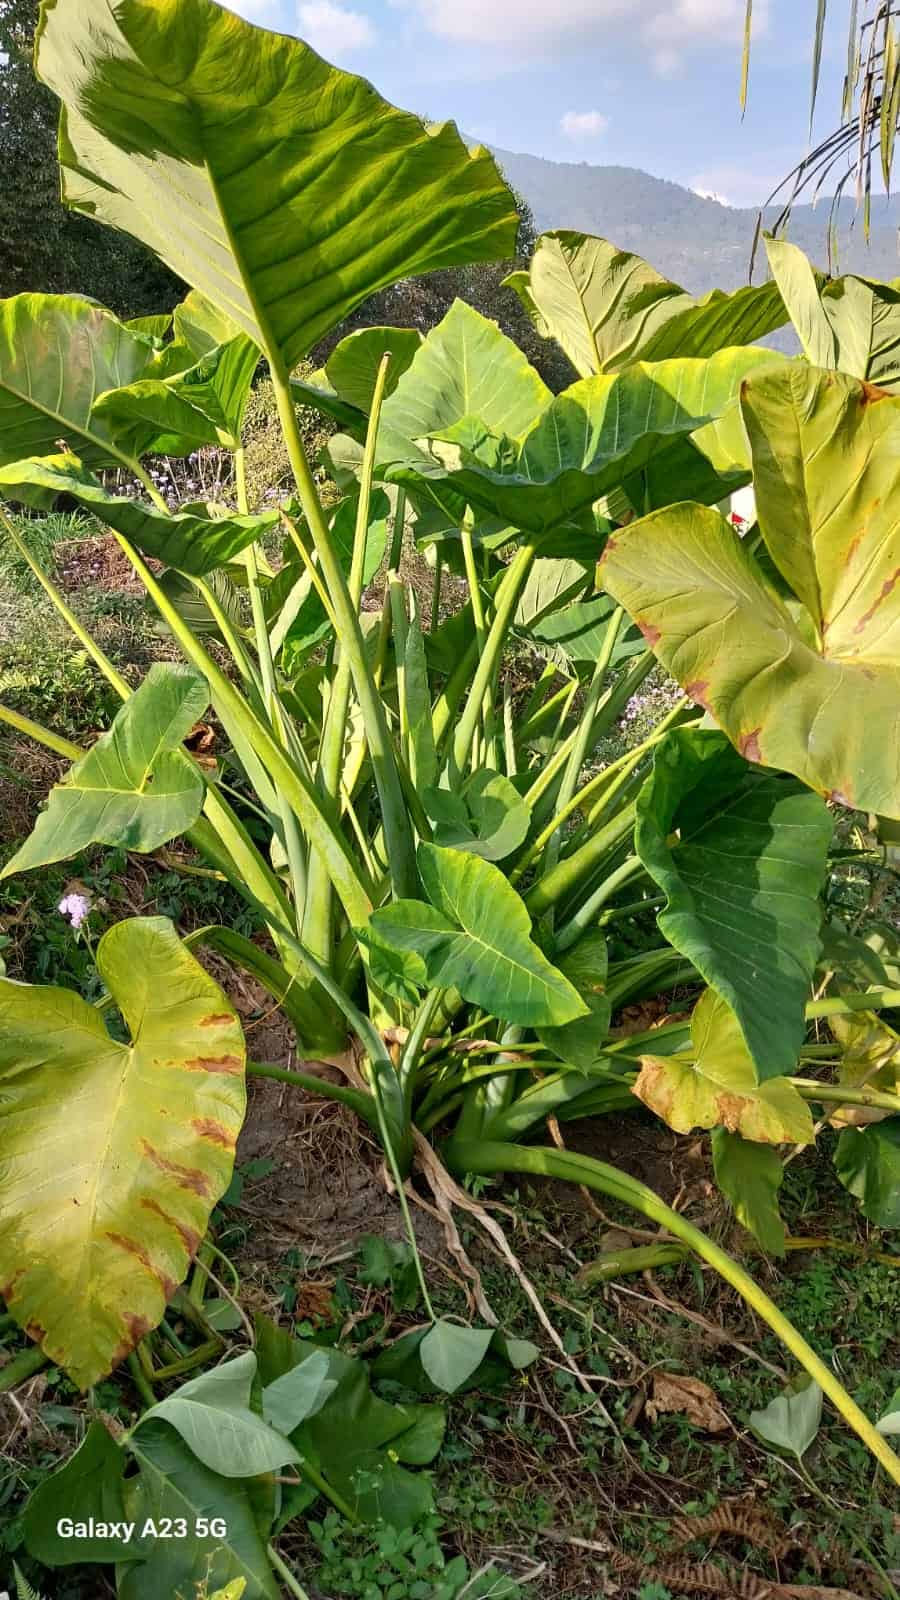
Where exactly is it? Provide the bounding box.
[488,144,900,294]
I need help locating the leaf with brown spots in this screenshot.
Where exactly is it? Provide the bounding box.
[633,989,814,1144]
[0,916,245,1389]
[601,365,900,818]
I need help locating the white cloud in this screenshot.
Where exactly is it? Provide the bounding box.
[689,163,780,207]
[228,0,281,18]
[692,186,732,205]
[409,0,767,58]
[405,0,762,72]
[560,110,610,139]
[643,0,768,77]
[297,0,375,56]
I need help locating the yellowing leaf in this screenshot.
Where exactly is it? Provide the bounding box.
[601,366,900,817]
[0,918,245,1388]
[633,990,814,1143]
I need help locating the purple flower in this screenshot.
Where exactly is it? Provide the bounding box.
[58,892,90,930]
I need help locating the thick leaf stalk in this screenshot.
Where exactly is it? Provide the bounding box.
[445,1138,900,1486]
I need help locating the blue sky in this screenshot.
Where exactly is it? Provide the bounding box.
[232,0,854,209]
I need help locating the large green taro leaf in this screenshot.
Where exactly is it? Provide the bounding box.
[375,307,777,532]
[765,235,900,389]
[2,664,208,879]
[0,293,157,473]
[0,916,245,1389]
[504,232,788,376]
[375,300,553,471]
[621,345,789,512]
[369,844,587,1028]
[634,989,814,1143]
[0,454,278,575]
[93,291,261,457]
[36,0,517,368]
[601,365,900,817]
[121,1421,279,1600]
[635,729,832,1079]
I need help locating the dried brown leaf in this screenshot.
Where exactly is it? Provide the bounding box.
[646,1372,731,1433]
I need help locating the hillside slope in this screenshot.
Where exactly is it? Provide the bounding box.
[490,144,900,292]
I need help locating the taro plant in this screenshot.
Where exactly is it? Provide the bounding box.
[1,3,900,1591]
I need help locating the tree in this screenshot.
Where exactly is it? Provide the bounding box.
[0,0,181,312]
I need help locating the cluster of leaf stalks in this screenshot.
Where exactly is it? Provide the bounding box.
[1,0,900,1591]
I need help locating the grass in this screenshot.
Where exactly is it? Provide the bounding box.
[0,509,94,596]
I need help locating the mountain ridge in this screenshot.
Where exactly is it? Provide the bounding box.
[486,141,900,293]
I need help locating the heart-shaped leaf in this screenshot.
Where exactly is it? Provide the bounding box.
[0,455,278,576]
[0,917,245,1388]
[2,664,208,879]
[262,1349,337,1434]
[377,304,779,531]
[326,327,424,415]
[419,1321,494,1394]
[635,728,832,1079]
[504,231,788,376]
[37,0,517,367]
[369,844,587,1027]
[376,312,718,533]
[634,989,815,1144]
[423,770,530,861]
[601,365,900,818]
[137,1353,300,1478]
[749,1376,823,1462]
[255,1316,444,1529]
[765,234,900,388]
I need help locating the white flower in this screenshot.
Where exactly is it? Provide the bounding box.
[58,892,90,930]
